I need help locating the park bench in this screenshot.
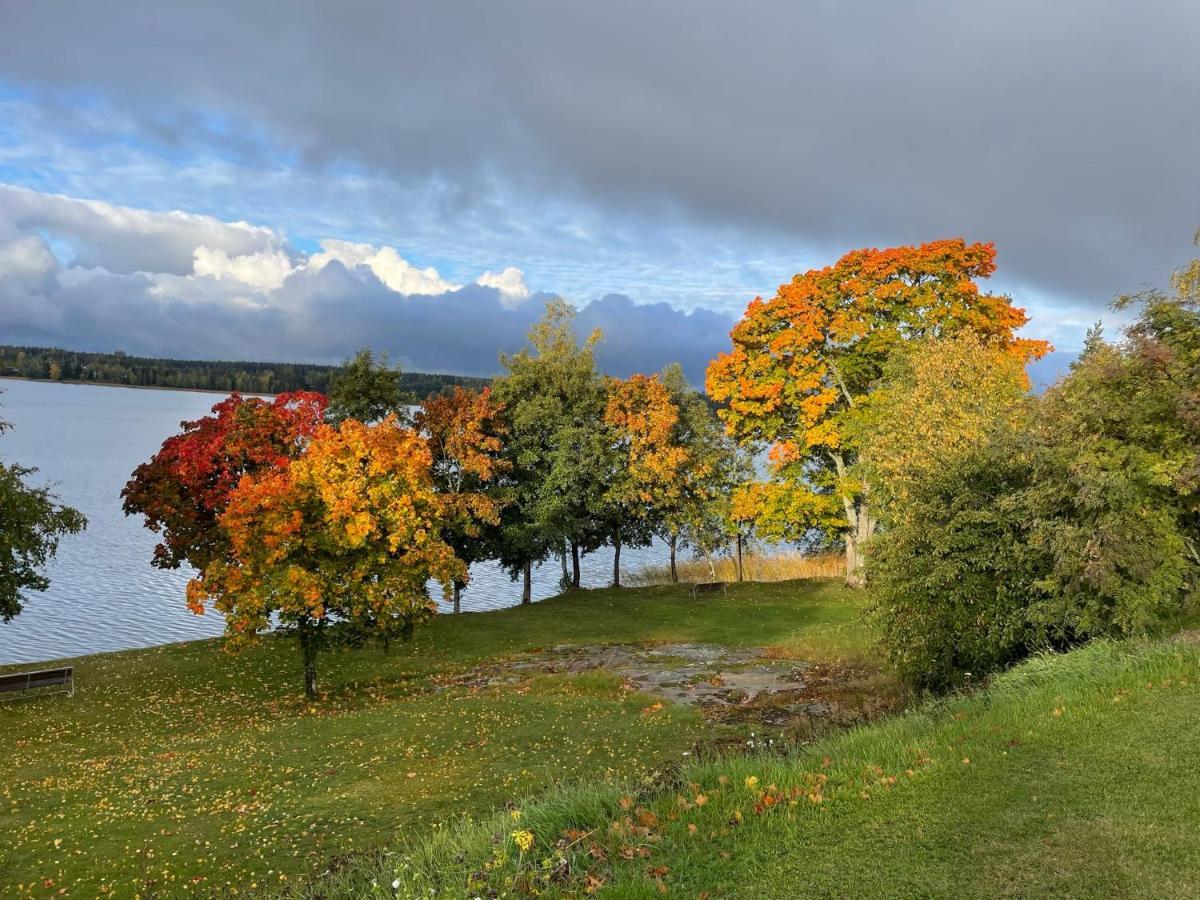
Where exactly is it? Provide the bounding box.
[0,666,74,701]
[691,581,728,600]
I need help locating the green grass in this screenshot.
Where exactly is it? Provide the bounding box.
[0,579,866,896]
[338,635,1200,898]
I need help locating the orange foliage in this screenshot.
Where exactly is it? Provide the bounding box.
[705,239,1050,553]
[188,415,462,644]
[604,374,689,509]
[707,239,1049,455]
[415,387,509,570]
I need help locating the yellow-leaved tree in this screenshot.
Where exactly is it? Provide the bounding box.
[188,415,462,696]
[603,373,689,586]
[853,331,1032,526]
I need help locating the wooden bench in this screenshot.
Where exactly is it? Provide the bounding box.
[0,666,74,701]
[690,581,728,600]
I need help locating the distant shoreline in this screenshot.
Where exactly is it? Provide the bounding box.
[0,375,270,398]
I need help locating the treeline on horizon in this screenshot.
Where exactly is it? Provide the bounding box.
[0,344,490,399]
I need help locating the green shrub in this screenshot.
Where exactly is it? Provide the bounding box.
[866,429,1041,689]
[869,288,1200,689]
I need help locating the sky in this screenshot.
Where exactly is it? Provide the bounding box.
[0,1,1196,384]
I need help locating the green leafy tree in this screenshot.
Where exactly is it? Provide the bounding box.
[0,397,87,622]
[326,349,407,425]
[491,300,610,598]
[865,425,1038,689]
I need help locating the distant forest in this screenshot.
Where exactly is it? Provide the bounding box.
[0,345,491,400]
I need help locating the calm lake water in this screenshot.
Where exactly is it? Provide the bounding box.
[0,379,669,665]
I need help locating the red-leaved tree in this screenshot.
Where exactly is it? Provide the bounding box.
[122,391,328,572]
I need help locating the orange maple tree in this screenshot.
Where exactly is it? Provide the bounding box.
[415,386,509,613]
[188,415,462,696]
[603,374,689,586]
[706,239,1050,586]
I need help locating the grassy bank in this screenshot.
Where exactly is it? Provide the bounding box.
[0,579,869,896]
[334,634,1200,898]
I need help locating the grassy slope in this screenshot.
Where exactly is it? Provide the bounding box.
[0,579,865,896]
[354,637,1200,899]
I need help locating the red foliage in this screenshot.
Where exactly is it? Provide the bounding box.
[122,391,327,571]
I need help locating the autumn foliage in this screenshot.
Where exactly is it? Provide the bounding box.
[707,239,1050,585]
[189,415,462,695]
[415,386,509,611]
[604,374,688,509]
[122,391,328,571]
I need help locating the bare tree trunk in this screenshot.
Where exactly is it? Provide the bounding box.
[843,500,875,588]
[571,541,581,589]
[298,619,319,699]
[831,451,875,589]
[560,542,569,581]
[845,534,863,588]
[669,533,678,583]
[844,535,858,587]
[735,532,744,582]
[612,525,622,587]
[452,581,462,615]
[522,560,532,604]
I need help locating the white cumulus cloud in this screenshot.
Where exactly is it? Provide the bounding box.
[0,184,733,383]
[476,266,531,307]
[192,245,296,291]
[308,239,459,295]
[0,182,281,275]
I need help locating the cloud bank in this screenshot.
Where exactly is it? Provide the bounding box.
[0,184,731,383]
[0,0,1196,317]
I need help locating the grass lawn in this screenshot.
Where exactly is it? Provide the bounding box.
[0,579,867,896]
[345,635,1200,898]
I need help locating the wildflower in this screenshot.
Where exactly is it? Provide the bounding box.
[509,809,522,822]
[744,775,759,789]
[512,829,535,853]
[392,878,401,890]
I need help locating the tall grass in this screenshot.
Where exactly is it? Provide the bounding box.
[626,550,845,586]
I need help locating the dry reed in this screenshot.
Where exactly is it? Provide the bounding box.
[626,550,845,586]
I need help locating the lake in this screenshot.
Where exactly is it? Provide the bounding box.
[0,379,669,665]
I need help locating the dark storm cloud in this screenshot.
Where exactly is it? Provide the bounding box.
[0,225,731,384]
[1,1,1196,307]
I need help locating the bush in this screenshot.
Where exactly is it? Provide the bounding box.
[866,429,1041,689]
[868,291,1200,689]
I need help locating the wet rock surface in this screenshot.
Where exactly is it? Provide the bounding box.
[460,642,832,714]
[434,641,908,744]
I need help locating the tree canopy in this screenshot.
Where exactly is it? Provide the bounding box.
[415,386,509,612]
[122,391,328,572]
[189,415,462,697]
[490,299,610,596]
[867,240,1200,689]
[326,349,408,425]
[0,396,87,622]
[707,239,1050,585]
